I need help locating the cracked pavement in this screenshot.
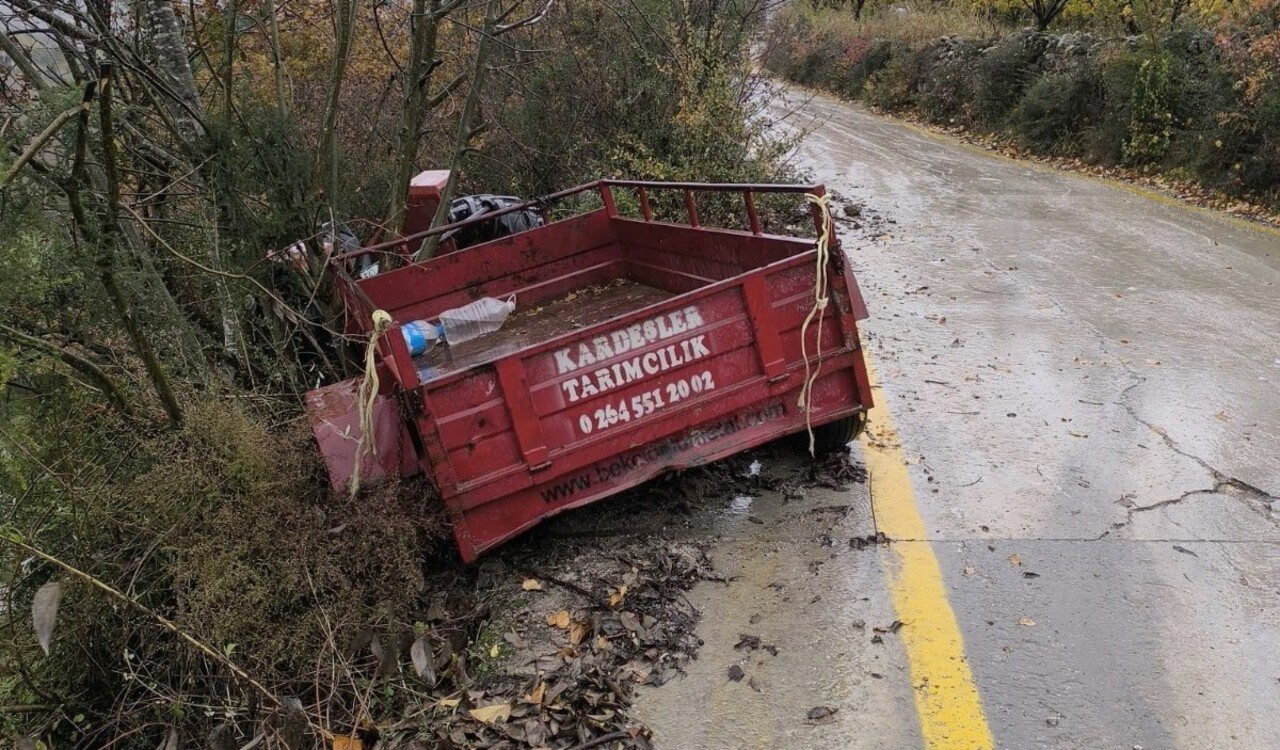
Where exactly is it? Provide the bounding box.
[636,87,1280,749]
[633,87,1279,750]
[771,86,1280,749]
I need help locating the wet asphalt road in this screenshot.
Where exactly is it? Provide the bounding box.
[632,88,1280,748]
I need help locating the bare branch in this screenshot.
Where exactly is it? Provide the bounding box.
[495,0,556,34]
[0,28,49,91]
[0,324,131,412]
[2,100,90,188]
[0,533,333,741]
[8,0,96,42]
[427,72,467,109]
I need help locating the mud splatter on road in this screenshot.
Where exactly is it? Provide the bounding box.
[633,85,1280,750]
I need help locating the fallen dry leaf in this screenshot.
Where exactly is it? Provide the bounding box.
[526,681,546,705]
[568,620,590,645]
[158,727,177,750]
[546,610,570,629]
[618,611,642,633]
[332,736,363,750]
[1018,617,1036,627]
[1007,553,1022,568]
[469,703,512,724]
[410,636,436,684]
[608,585,629,608]
[807,706,839,723]
[32,581,62,656]
[521,578,544,591]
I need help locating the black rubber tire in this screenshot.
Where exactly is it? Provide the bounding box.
[810,411,868,455]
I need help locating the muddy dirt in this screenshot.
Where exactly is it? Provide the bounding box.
[383,439,870,750]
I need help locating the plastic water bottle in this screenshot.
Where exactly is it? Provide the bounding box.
[438,296,517,346]
[401,320,443,356]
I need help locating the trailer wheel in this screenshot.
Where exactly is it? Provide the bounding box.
[811,411,868,455]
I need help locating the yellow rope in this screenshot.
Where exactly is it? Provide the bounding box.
[797,193,833,457]
[349,309,392,497]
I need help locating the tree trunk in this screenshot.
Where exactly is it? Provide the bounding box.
[0,29,48,92]
[314,0,359,205]
[222,0,239,118]
[384,0,444,235]
[266,0,289,118]
[145,0,247,371]
[142,0,206,145]
[76,68,185,427]
[417,0,501,260]
[0,324,131,413]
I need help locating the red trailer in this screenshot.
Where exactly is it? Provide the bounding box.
[306,178,873,562]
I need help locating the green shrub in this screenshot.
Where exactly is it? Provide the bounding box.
[1192,79,1280,198]
[476,0,797,196]
[1,397,446,747]
[972,33,1047,127]
[1009,67,1105,153]
[917,42,983,124]
[1074,44,1141,163]
[837,37,895,97]
[1123,51,1177,165]
[766,7,1280,206]
[865,44,926,111]
[1239,84,1280,198]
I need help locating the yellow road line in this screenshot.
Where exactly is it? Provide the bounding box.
[859,358,995,750]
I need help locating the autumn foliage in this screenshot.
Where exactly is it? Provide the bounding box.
[766,0,1280,206]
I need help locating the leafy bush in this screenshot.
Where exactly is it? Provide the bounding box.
[1184,18,1280,199]
[841,39,896,96]
[765,0,1280,208]
[865,44,927,111]
[917,42,984,124]
[474,0,799,197]
[972,32,1048,127]
[1123,51,1178,164]
[1009,66,1106,152]
[1,397,447,747]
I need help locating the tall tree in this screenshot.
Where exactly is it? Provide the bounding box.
[383,0,465,235]
[418,0,556,259]
[314,0,359,205]
[142,0,207,145]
